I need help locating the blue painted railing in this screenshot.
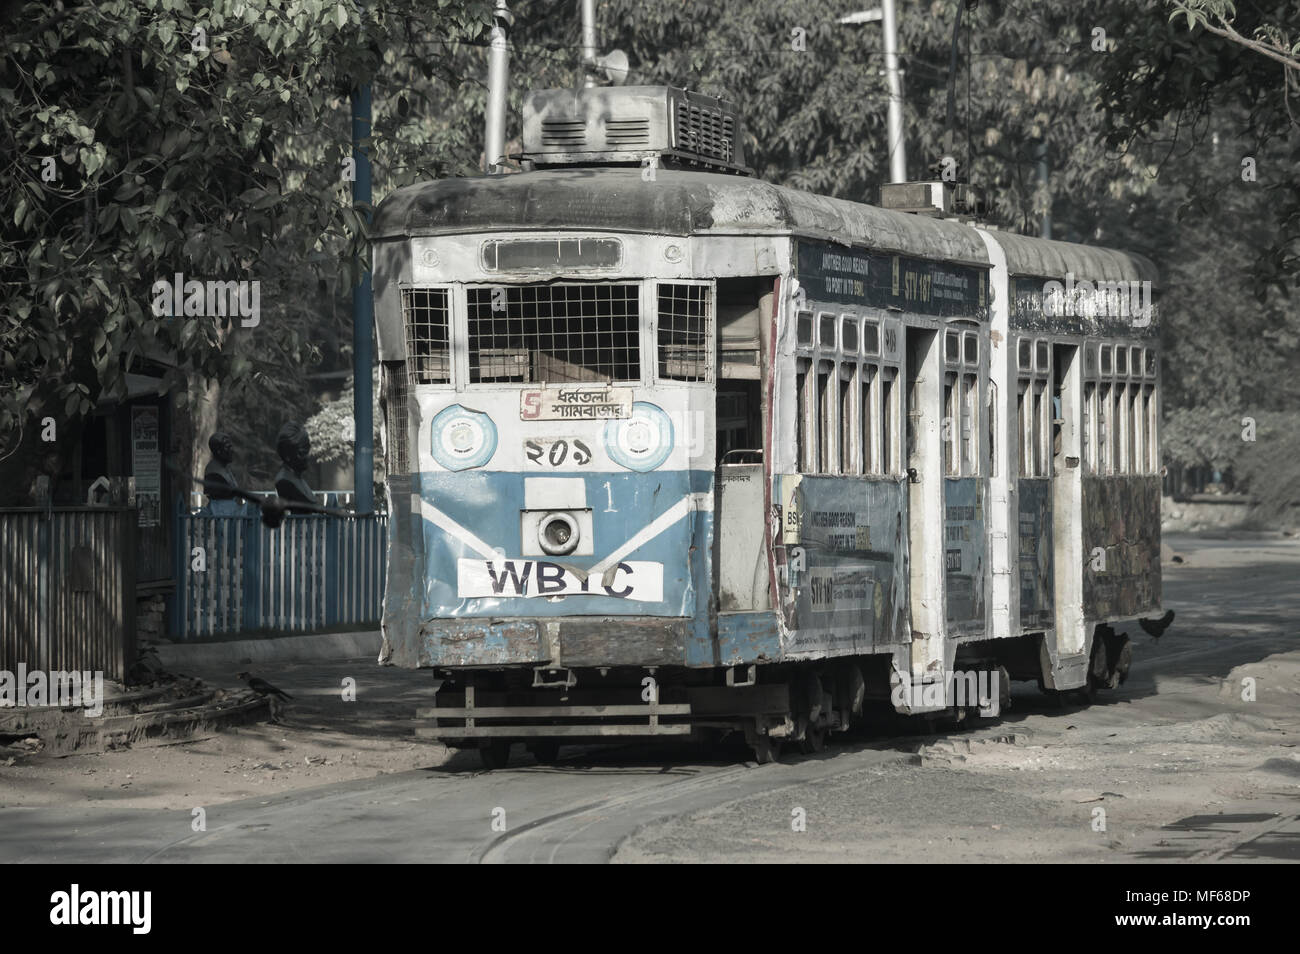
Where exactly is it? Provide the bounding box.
[171,498,387,640]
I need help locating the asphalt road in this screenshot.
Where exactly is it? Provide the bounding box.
[2,531,1297,863]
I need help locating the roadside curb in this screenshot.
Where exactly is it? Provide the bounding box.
[155,631,383,669]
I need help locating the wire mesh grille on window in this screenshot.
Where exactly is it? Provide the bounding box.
[658,283,711,382]
[465,283,640,383]
[402,287,450,384]
[382,360,409,475]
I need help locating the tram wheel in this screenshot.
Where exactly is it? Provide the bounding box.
[529,741,561,764]
[750,736,781,764]
[479,740,511,770]
[798,722,826,754]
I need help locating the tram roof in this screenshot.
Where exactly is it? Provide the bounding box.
[992,229,1160,289]
[372,168,990,267]
[373,167,1159,287]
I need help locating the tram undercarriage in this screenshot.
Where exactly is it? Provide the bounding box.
[417,625,1134,768]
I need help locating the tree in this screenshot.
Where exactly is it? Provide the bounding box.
[0,0,492,503]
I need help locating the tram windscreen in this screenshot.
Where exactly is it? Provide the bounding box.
[466,283,640,383]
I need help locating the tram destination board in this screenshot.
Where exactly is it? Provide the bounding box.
[796,240,988,319]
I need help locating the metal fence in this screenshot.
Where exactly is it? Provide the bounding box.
[0,507,137,681]
[173,502,388,640]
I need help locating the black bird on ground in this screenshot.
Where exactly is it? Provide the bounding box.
[1138,609,1175,639]
[237,672,293,701]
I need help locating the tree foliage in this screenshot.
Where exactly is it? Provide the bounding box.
[0,0,492,500]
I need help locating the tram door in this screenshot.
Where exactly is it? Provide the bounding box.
[904,327,944,673]
[1050,343,1086,658]
[714,279,772,612]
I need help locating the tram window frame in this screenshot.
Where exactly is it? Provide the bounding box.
[860,364,877,474]
[1018,377,1051,478]
[1145,383,1158,474]
[862,321,880,356]
[796,357,814,472]
[839,362,857,475]
[1098,381,1114,474]
[817,359,836,474]
[961,371,978,475]
[841,317,859,355]
[943,371,959,476]
[1131,382,1145,472]
[1017,338,1032,372]
[401,286,453,386]
[1017,381,1032,476]
[987,381,998,478]
[1082,380,1097,473]
[1034,379,1050,476]
[797,310,814,346]
[657,280,713,384]
[881,367,898,475]
[945,330,961,364]
[818,312,838,351]
[1117,380,1131,472]
[944,324,982,477]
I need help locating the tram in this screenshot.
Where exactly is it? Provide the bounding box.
[370,85,1162,766]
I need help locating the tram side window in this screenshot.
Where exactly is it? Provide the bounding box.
[1098,382,1113,474]
[401,287,451,384]
[796,358,813,472]
[1117,381,1131,473]
[658,283,712,382]
[1017,382,1031,476]
[1018,377,1051,478]
[1090,341,1160,475]
[1034,380,1050,476]
[839,363,856,475]
[1129,383,1143,473]
[986,381,997,478]
[817,360,835,474]
[881,369,897,475]
[961,371,978,476]
[860,365,876,474]
[1145,383,1158,473]
[1082,382,1096,473]
[944,373,958,476]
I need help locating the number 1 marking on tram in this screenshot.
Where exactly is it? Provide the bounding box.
[602,481,618,513]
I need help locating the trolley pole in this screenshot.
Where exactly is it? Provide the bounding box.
[351,45,374,514]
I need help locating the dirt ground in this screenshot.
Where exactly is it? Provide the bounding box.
[2,531,1297,864]
[0,660,454,811]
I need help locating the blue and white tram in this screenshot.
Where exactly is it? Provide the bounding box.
[370,85,1162,766]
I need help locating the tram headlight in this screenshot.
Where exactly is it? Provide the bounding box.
[538,512,580,555]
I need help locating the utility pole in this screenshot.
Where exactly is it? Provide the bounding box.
[838,5,907,184]
[350,15,373,515]
[484,0,512,174]
[580,0,598,87]
[881,0,907,183]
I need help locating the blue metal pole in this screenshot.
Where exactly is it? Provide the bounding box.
[351,79,375,515]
